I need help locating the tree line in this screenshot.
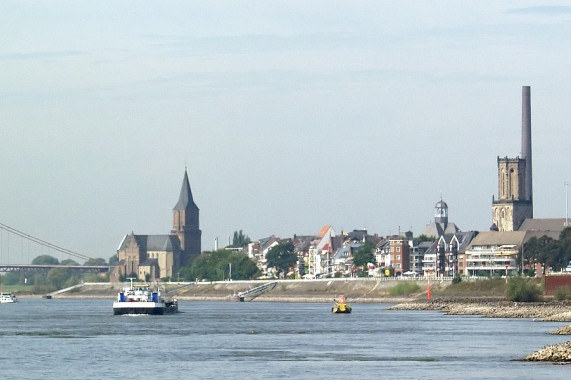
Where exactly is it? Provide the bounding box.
[522,227,571,274]
[1,255,109,293]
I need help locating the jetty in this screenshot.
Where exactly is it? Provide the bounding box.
[231,281,277,302]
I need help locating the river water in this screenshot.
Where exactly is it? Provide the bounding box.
[0,299,569,379]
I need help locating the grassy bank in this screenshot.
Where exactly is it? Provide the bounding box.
[11,276,547,302]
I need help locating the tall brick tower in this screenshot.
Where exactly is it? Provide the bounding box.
[492,86,533,231]
[171,169,201,265]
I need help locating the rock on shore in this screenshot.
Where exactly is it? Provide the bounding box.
[550,325,571,335]
[521,341,571,363]
[387,300,571,321]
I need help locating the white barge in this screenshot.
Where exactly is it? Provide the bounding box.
[113,279,178,315]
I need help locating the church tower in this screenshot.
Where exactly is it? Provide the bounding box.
[171,169,201,266]
[435,198,448,228]
[492,86,533,231]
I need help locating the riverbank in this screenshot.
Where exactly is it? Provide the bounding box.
[26,278,444,303]
[387,300,571,363]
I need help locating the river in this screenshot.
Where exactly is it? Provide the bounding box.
[0,299,569,379]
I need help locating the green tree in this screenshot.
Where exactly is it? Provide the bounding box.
[47,267,73,289]
[85,257,107,266]
[1,272,23,285]
[266,241,296,278]
[61,259,80,266]
[506,276,542,302]
[352,241,376,272]
[558,227,571,268]
[231,230,252,248]
[31,255,59,265]
[417,234,436,242]
[227,251,259,280]
[524,235,561,274]
[188,250,258,281]
[109,255,119,265]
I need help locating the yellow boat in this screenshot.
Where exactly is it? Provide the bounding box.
[332,295,351,314]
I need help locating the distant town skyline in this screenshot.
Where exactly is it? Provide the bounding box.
[1,2,570,263]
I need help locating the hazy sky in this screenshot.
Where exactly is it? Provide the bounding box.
[1,1,571,264]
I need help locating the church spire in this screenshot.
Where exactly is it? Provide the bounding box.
[174,169,197,211]
[172,168,201,265]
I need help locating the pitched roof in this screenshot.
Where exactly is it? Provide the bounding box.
[421,222,460,238]
[118,234,182,252]
[437,231,476,252]
[468,231,527,247]
[518,218,567,233]
[317,225,332,238]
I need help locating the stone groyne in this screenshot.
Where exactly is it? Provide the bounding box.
[388,300,571,363]
[521,341,571,363]
[387,300,571,322]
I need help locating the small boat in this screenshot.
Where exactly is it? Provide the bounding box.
[0,292,18,304]
[332,295,351,314]
[113,278,178,315]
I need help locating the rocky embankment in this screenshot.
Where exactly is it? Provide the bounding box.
[388,300,571,363]
[521,341,571,363]
[550,325,571,335]
[387,300,571,321]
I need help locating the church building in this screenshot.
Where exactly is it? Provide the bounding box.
[420,198,460,238]
[114,169,202,281]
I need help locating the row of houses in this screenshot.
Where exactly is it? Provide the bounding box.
[243,201,568,279]
[245,225,565,279]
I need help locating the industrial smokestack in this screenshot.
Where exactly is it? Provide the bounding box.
[521,85,533,208]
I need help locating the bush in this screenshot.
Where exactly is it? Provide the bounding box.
[389,282,420,296]
[554,286,571,301]
[506,276,542,302]
[452,274,462,284]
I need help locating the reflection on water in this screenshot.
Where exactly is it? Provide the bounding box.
[0,299,568,379]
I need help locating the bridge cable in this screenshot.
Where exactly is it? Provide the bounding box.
[0,221,93,261]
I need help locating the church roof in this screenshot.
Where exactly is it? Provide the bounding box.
[174,169,199,211]
[435,200,448,209]
[420,222,460,239]
[117,233,182,252]
[518,218,567,233]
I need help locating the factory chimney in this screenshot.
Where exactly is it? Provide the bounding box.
[521,86,533,213]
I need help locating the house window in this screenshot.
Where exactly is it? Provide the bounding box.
[396,247,401,252]
[396,255,400,260]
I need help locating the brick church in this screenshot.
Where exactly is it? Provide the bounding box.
[113,169,202,281]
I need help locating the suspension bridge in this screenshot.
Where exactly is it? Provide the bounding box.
[0,221,110,273]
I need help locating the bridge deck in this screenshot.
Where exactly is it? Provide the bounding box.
[0,264,110,273]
